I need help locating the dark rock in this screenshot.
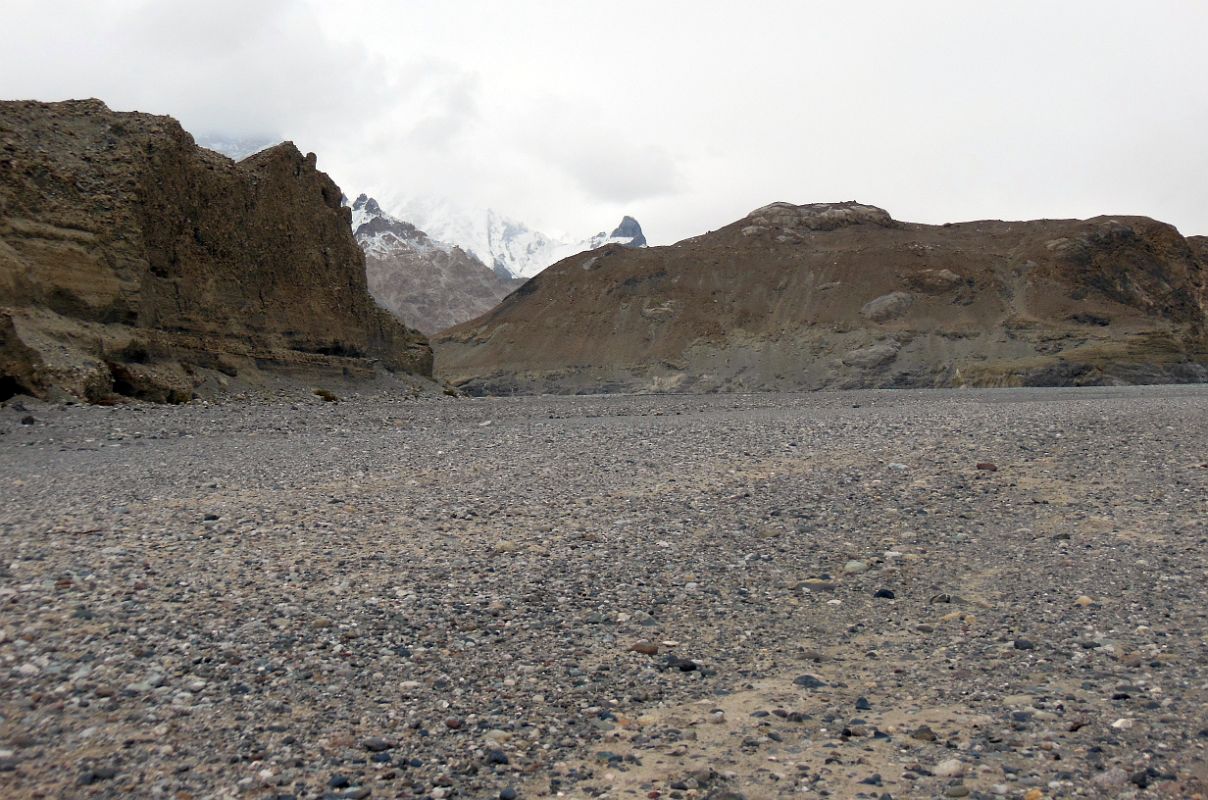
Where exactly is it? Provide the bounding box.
[610,216,647,248]
[910,724,937,742]
[361,737,393,752]
[663,655,698,672]
[78,767,117,785]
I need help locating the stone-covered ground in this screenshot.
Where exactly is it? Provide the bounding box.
[1,386,1206,799]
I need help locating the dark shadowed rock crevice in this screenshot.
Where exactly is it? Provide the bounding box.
[0,99,431,403]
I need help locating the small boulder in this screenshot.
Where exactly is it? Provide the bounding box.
[860,292,913,323]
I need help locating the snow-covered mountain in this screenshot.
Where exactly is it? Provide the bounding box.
[381,196,646,279]
[349,194,520,334]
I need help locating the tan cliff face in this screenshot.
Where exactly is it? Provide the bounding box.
[0,99,431,402]
[435,201,1208,394]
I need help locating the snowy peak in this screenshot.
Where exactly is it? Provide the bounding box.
[379,196,648,279]
[610,216,647,247]
[583,216,648,251]
[349,194,463,260]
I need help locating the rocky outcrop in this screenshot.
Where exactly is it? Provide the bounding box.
[435,202,1208,394]
[351,194,521,334]
[0,99,431,402]
[608,216,647,248]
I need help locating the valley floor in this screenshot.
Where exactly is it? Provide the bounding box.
[1,387,1207,799]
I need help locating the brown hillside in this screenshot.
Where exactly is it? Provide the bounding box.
[0,99,431,402]
[436,202,1208,393]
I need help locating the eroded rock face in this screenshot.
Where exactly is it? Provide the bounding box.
[436,202,1208,394]
[743,201,897,239]
[0,99,431,402]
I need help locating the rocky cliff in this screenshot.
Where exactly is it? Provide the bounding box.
[0,99,431,402]
[435,202,1208,394]
[351,194,520,334]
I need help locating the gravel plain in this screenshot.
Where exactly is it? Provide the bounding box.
[1,386,1207,800]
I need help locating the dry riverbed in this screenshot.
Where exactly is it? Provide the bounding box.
[1,386,1206,799]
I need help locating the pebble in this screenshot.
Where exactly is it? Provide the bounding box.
[911,724,937,741]
[3,389,1206,799]
[794,674,827,689]
[843,560,869,574]
[934,758,965,777]
[361,737,393,752]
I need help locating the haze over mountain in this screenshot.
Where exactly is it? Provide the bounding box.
[350,194,520,334]
[436,201,1208,394]
[378,195,647,279]
[194,135,278,162]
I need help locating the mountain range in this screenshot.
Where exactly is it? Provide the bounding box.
[5,104,1205,403]
[194,137,648,284]
[349,194,646,332]
[350,194,521,334]
[362,195,646,280]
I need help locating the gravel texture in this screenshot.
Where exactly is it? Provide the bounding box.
[1,386,1207,799]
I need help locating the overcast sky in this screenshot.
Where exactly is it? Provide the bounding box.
[3,0,1206,243]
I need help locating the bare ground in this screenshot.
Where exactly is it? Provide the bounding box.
[1,386,1206,799]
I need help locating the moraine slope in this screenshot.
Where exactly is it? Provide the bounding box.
[435,202,1207,394]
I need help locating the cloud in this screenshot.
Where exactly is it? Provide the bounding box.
[2,0,1206,243]
[0,0,387,141]
[548,135,682,205]
[516,99,683,205]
